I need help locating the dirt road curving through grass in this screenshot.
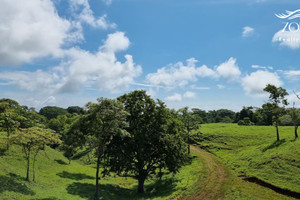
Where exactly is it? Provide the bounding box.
[187,145,231,200]
[187,145,298,200]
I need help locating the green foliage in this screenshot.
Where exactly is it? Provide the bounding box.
[279,114,293,126]
[113,90,188,193]
[264,84,289,141]
[252,103,273,125]
[0,98,19,109]
[221,116,233,123]
[176,107,202,153]
[0,102,23,150]
[235,107,254,123]
[65,98,129,199]
[191,108,207,123]
[67,106,84,115]
[39,106,68,120]
[238,117,254,126]
[10,127,61,181]
[206,109,236,123]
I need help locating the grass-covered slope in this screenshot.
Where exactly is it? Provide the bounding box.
[192,123,300,194]
[0,132,203,200]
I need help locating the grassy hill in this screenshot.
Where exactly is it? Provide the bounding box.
[192,123,300,194]
[0,132,203,200]
[2,124,300,200]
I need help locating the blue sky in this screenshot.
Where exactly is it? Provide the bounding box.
[1,0,300,111]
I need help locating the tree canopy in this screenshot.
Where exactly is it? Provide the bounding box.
[39,106,68,120]
[10,127,61,181]
[264,84,289,141]
[105,90,188,193]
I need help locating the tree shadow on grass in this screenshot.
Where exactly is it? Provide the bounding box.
[72,149,91,160]
[0,174,35,195]
[32,198,61,200]
[290,137,299,142]
[67,177,178,200]
[143,177,178,198]
[55,159,68,165]
[57,171,94,180]
[8,173,26,181]
[67,182,132,200]
[262,139,286,152]
[0,147,7,156]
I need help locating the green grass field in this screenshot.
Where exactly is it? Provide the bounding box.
[1,124,300,200]
[0,132,203,200]
[192,123,300,194]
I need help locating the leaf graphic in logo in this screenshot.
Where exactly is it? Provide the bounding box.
[275,9,300,20]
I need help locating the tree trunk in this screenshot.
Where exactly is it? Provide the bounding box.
[187,130,190,154]
[94,153,101,200]
[138,176,146,193]
[6,129,10,150]
[295,126,298,138]
[158,167,162,180]
[32,152,38,181]
[26,151,30,182]
[276,120,280,141]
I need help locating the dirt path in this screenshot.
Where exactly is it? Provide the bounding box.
[186,145,298,200]
[186,145,231,200]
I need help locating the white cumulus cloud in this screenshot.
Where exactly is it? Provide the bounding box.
[242,70,282,97]
[242,26,255,37]
[58,32,142,93]
[183,91,196,98]
[0,70,60,92]
[165,93,182,102]
[272,30,300,49]
[0,32,142,94]
[146,58,217,88]
[216,57,241,81]
[69,0,116,29]
[0,0,71,66]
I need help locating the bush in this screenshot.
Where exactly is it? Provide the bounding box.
[279,114,293,126]
[238,117,254,126]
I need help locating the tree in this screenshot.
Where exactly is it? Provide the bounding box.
[216,109,236,122]
[235,107,254,123]
[39,106,68,120]
[67,98,129,200]
[0,102,21,150]
[192,108,207,123]
[112,90,187,193]
[21,111,47,128]
[67,106,84,115]
[279,114,293,126]
[289,103,300,139]
[48,115,68,134]
[263,84,289,141]
[0,98,19,109]
[177,107,201,154]
[238,117,254,126]
[10,127,61,181]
